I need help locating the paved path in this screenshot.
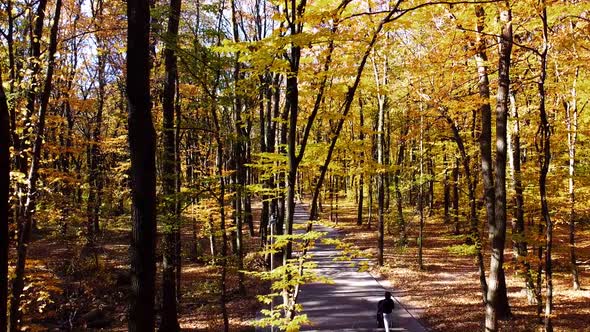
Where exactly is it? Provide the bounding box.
[295,204,427,332]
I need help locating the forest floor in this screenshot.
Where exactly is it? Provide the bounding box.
[15,212,266,331]
[324,200,590,332]
[12,198,590,331]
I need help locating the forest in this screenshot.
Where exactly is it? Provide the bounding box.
[1,0,590,331]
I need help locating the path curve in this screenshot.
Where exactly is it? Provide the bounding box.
[295,203,427,332]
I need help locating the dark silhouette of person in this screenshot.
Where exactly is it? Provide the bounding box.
[377,291,395,331]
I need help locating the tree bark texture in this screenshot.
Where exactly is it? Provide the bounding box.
[160,0,182,329]
[127,0,157,329]
[485,3,513,330]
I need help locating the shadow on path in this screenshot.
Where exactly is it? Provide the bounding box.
[295,204,427,332]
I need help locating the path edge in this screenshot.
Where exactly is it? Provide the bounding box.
[368,268,430,332]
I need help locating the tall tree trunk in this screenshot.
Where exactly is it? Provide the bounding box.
[230,0,246,292]
[537,4,553,331]
[175,74,182,300]
[394,116,408,244]
[474,3,494,249]
[375,59,386,267]
[87,0,107,245]
[0,67,10,332]
[212,105,230,332]
[329,175,334,221]
[357,102,365,226]
[418,115,424,270]
[127,0,157,329]
[508,92,536,303]
[9,1,61,330]
[259,75,270,244]
[564,65,581,290]
[367,176,373,229]
[486,2,513,330]
[282,0,305,263]
[443,145,450,224]
[445,114,488,304]
[427,158,434,216]
[160,0,182,329]
[452,158,460,235]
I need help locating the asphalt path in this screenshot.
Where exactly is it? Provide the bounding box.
[294,204,427,332]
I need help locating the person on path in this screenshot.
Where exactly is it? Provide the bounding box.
[377,291,395,331]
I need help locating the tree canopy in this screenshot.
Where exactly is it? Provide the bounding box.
[1,0,590,331]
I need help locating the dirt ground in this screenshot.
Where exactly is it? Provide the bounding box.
[13,214,265,331]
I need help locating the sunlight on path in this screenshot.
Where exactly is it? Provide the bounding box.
[295,204,427,332]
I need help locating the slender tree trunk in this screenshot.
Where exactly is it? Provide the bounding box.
[335,176,340,224]
[212,105,229,332]
[443,145,450,224]
[452,158,460,235]
[87,0,107,243]
[160,0,182,329]
[394,117,408,244]
[427,158,434,216]
[357,176,364,225]
[418,115,424,270]
[367,177,373,229]
[565,67,581,291]
[370,46,389,263]
[329,176,334,221]
[230,0,246,292]
[508,92,536,302]
[474,4,494,307]
[127,0,157,329]
[0,68,10,332]
[445,114,488,304]
[486,3,513,330]
[208,213,217,264]
[175,74,182,300]
[376,72,386,267]
[9,2,61,330]
[282,0,304,262]
[537,4,553,331]
[357,103,365,226]
[474,3,495,242]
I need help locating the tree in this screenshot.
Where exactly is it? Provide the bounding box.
[564,68,581,291]
[508,91,536,303]
[0,68,10,332]
[9,1,62,329]
[160,0,182,330]
[86,0,107,244]
[485,1,513,330]
[127,0,157,330]
[536,2,552,330]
